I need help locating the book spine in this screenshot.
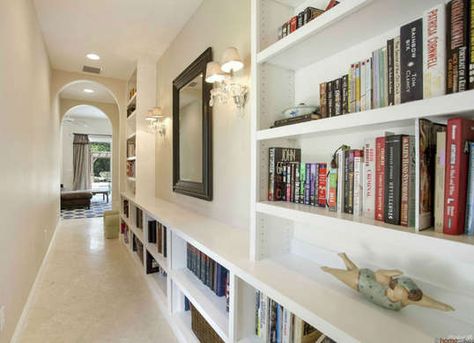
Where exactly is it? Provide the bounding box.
[407,136,416,227]
[444,118,473,234]
[342,74,349,114]
[394,36,401,105]
[447,1,454,94]
[372,50,379,108]
[286,164,291,202]
[304,163,311,205]
[470,0,474,89]
[276,304,282,343]
[387,38,395,105]
[327,81,334,117]
[337,150,345,213]
[290,163,296,203]
[299,163,306,204]
[400,136,410,226]
[350,64,356,113]
[334,78,342,116]
[268,148,276,201]
[375,137,386,221]
[400,18,423,103]
[269,300,277,342]
[360,61,367,112]
[353,150,364,216]
[344,151,354,214]
[310,164,318,206]
[294,162,300,204]
[318,163,327,207]
[328,167,338,212]
[385,135,403,225]
[260,295,268,342]
[379,47,387,107]
[355,62,361,112]
[256,291,260,336]
[434,131,447,232]
[457,0,469,92]
[365,58,372,110]
[320,82,328,118]
[363,138,376,218]
[423,4,447,98]
[466,142,474,235]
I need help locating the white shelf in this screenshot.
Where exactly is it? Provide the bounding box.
[172,312,199,343]
[127,132,136,140]
[149,272,167,298]
[240,253,473,343]
[127,176,136,182]
[238,335,263,343]
[127,110,137,122]
[127,92,137,107]
[257,90,474,140]
[127,156,136,161]
[172,268,229,342]
[146,243,168,272]
[130,224,144,244]
[256,201,474,249]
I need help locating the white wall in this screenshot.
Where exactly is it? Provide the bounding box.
[154,0,251,229]
[0,1,59,342]
[61,115,112,190]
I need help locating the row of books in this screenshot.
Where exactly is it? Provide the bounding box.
[127,140,136,158]
[186,243,230,311]
[256,291,335,343]
[126,160,135,178]
[268,117,474,235]
[319,1,474,118]
[148,220,168,258]
[146,251,167,276]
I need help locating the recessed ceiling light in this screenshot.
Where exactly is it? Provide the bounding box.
[86,53,100,61]
[83,88,95,93]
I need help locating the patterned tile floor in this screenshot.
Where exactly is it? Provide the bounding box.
[61,195,111,220]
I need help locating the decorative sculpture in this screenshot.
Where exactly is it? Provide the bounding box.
[321,253,454,312]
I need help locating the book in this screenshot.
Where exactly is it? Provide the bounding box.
[268,147,301,201]
[334,78,342,116]
[363,138,376,218]
[444,118,474,234]
[423,4,446,98]
[400,18,423,103]
[320,83,327,118]
[342,74,349,114]
[387,38,395,105]
[375,137,386,221]
[353,150,364,216]
[294,162,300,203]
[272,114,320,128]
[434,131,447,232]
[418,119,446,229]
[328,166,338,211]
[327,80,335,117]
[447,1,454,93]
[470,0,474,89]
[299,163,306,204]
[385,135,405,225]
[163,226,167,257]
[465,141,474,235]
[394,36,401,105]
[282,308,292,343]
[400,136,416,227]
[379,47,387,107]
[350,64,356,112]
[365,58,372,110]
[360,60,367,111]
[268,300,277,342]
[258,294,269,341]
[310,163,318,206]
[447,0,469,93]
[336,148,347,213]
[372,50,379,108]
[148,220,157,243]
[344,150,355,214]
[318,163,327,207]
[355,62,361,112]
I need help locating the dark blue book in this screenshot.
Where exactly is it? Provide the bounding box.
[184,296,190,311]
[465,141,474,235]
[215,264,227,297]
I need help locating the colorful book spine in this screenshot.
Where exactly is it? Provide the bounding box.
[384,135,404,225]
[328,167,338,212]
[355,62,361,112]
[394,36,401,105]
[363,138,376,218]
[294,162,300,204]
[320,82,327,118]
[310,163,318,206]
[334,78,342,116]
[372,50,379,108]
[282,308,292,343]
[304,163,311,205]
[379,47,387,107]
[350,64,356,113]
[447,1,454,93]
[444,118,474,234]
[465,142,474,235]
[342,74,349,114]
[360,60,367,112]
[400,136,416,226]
[470,0,474,89]
[387,38,395,106]
[299,163,306,204]
[344,150,355,214]
[400,18,423,103]
[327,80,334,117]
[353,150,364,216]
[318,163,327,207]
[423,4,446,98]
[337,149,346,213]
[375,137,386,221]
[434,131,447,232]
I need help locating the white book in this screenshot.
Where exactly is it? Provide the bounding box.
[259,294,269,341]
[360,60,367,111]
[365,58,372,110]
[336,149,345,213]
[282,308,293,343]
[394,36,401,105]
[353,151,364,216]
[423,4,446,98]
[434,131,446,232]
[363,138,376,218]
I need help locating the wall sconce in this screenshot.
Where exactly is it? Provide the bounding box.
[145,107,166,137]
[205,47,248,113]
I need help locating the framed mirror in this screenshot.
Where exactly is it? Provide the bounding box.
[172,47,213,201]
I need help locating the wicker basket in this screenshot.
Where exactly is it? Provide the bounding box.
[190,305,224,343]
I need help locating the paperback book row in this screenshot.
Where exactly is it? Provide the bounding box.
[268,117,474,235]
[146,251,167,277]
[127,140,136,158]
[148,220,168,258]
[186,243,230,312]
[256,291,335,343]
[319,1,474,118]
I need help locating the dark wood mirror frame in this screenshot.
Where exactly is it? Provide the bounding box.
[172,47,213,201]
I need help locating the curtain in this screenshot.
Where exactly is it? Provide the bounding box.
[73,134,91,190]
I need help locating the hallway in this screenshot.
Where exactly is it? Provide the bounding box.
[15,218,177,343]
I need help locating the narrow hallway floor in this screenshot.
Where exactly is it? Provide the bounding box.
[16,218,178,343]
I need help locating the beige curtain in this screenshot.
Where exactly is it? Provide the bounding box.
[73,134,91,190]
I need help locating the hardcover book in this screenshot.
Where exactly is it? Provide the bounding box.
[375,137,386,221]
[372,50,379,108]
[355,62,361,112]
[344,150,355,214]
[365,58,372,110]
[336,148,347,213]
[353,150,364,216]
[465,142,474,235]
[360,60,367,111]
[318,163,327,207]
[423,4,446,98]
[328,167,338,212]
[320,83,327,118]
[394,36,401,105]
[400,18,423,103]
[470,0,474,89]
[387,38,395,105]
[334,78,342,116]
[327,80,335,117]
[310,163,318,206]
[342,74,349,114]
[434,131,447,232]
[443,118,474,234]
[268,147,301,201]
[363,138,376,218]
[384,135,405,225]
[350,64,356,113]
[400,136,416,227]
[272,114,320,128]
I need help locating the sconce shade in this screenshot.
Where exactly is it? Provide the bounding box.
[221,47,244,73]
[205,62,225,83]
[152,106,163,117]
[145,109,154,121]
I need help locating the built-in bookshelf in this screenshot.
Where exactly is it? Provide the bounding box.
[125,69,137,195]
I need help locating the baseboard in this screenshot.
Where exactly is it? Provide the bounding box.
[10,218,61,343]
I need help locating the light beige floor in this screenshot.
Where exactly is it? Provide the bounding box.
[16,218,178,343]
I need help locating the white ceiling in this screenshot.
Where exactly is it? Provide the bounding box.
[60,80,116,104]
[64,105,108,120]
[33,0,203,80]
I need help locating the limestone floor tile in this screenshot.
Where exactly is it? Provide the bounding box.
[16,218,178,343]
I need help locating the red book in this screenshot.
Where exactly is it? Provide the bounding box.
[375,137,385,221]
[318,163,327,207]
[443,118,474,234]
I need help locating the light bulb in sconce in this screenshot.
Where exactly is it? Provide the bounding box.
[205,62,225,83]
